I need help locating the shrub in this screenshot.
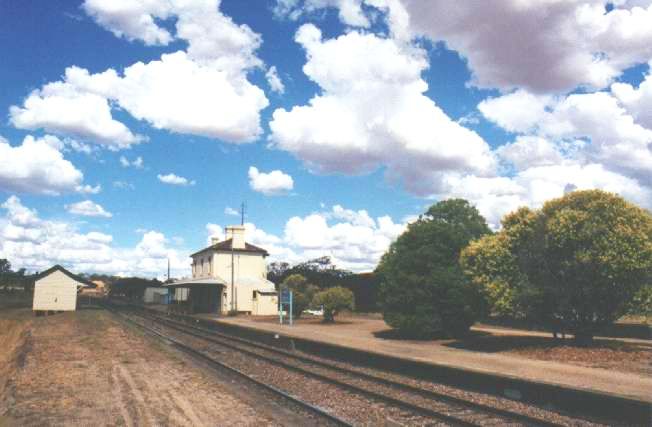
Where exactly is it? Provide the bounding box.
[312,286,354,322]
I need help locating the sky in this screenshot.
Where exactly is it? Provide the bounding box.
[1,0,651,278]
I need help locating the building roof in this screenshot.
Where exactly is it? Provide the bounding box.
[164,276,227,287]
[190,238,269,257]
[164,276,275,292]
[33,265,96,288]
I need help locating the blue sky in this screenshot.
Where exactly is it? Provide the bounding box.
[1,0,651,277]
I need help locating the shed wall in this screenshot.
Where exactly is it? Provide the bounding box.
[33,270,79,311]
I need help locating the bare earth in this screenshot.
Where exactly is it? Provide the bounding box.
[0,308,289,426]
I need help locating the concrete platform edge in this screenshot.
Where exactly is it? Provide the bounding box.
[205,316,651,425]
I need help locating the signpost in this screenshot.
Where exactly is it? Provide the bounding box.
[279,287,293,326]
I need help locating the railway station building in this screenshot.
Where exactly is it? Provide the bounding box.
[165,225,278,315]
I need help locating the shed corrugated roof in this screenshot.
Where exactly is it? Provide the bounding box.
[190,238,269,257]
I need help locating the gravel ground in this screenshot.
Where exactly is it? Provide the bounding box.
[135,313,437,426]
[1,308,324,426]
[133,311,614,426]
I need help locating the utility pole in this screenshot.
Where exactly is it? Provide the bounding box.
[167,258,170,283]
[231,228,235,313]
[240,201,246,226]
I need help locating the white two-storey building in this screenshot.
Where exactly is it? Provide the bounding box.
[166,225,278,315]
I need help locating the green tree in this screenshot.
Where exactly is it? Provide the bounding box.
[269,257,352,289]
[0,259,11,290]
[377,199,492,338]
[627,284,652,322]
[463,190,652,344]
[281,274,319,318]
[460,207,537,318]
[0,259,11,275]
[312,286,354,322]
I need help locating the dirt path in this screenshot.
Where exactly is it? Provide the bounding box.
[1,308,296,426]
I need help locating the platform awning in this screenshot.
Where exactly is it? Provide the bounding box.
[164,276,227,287]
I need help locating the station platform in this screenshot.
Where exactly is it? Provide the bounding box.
[206,314,652,404]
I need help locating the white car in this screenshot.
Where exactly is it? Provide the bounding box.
[304,307,324,316]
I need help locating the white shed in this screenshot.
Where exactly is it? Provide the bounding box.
[144,287,169,304]
[32,265,95,313]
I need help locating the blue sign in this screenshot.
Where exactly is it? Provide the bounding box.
[280,288,292,304]
[279,288,293,326]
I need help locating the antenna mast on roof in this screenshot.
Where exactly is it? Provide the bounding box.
[240,201,246,226]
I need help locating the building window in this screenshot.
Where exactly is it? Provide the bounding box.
[252,291,257,300]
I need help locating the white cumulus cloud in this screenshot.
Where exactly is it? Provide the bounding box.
[157,173,196,186]
[612,61,652,128]
[265,66,285,94]
[82,0,174,46]
[441,162,651,230]
[279,0,652,93]
[205,205,408,272]
[11,0,269,148]
[66,200,113,218]
[480,87,652,183]
[270,24,495,196]
[9,80,143,149]
[274,0,371,27]
[119,155,144,168]
[0,196,190,278]
[224,207,239,216]
[248,166,294,196]
[0,135,97,196]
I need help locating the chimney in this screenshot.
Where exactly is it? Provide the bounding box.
[211,237,220,245]
[226,225,245,249]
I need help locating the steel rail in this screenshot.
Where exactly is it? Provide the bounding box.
[127,306,564,426]
[109,307,353,427]
[143,308,565,427]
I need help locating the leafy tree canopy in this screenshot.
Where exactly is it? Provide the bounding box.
[0,259,11,275]
[377,199,492,337]
[462,190,652,344]
[312,286,355,322]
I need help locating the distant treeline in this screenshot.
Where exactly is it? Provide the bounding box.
[268,256,380,312]
[0,259,30,292]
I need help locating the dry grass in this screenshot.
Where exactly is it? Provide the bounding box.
[0,311,31,417]
[4,309,280,426]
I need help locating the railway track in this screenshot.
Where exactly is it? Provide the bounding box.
[108,306,352,427]
[111,304,589,426]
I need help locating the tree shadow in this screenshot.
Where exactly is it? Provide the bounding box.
[373,328,491,341]
[445,335,651,353]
